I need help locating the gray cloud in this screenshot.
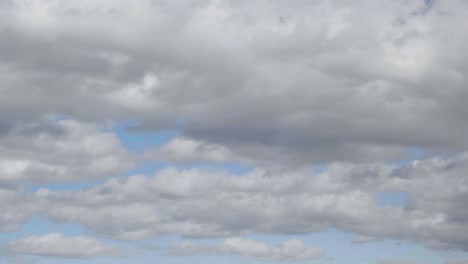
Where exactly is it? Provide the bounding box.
[0,0,467,167]
[351,235,383,244]
[0,188,35,232]
[1,0,468,259]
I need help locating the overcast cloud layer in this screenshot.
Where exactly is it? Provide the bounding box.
[1,0,468,263]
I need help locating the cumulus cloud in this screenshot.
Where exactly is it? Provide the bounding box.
[5,233,122,259]
[145,137,240,164]
[220,237,323,261]
[23,152,465,250]
[0,188,34,232]
[0,0,467,167]
[1,0,468,261]
[0,117,133,184]
[169,237,323,261]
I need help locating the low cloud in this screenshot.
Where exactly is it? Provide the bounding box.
[5,233,122,259]
[145,137,240,164]
[169,237,323,262]
[30,152,468,250]
[0,118,134,184]
[351,235,383,244]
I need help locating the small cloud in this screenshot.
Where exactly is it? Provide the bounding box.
[5,233,123,259]
[169,237,323,262]
[351,235,383,244]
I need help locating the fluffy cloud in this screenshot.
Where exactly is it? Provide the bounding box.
[220,238,323,261]
[0,188,34,232]
[145,137,240,164]
[169,237,323,261]
[1,0,468,260]
[26,152,466,250]
[0,0,467,167]
[5,233,122,259]
[0,117,133,184]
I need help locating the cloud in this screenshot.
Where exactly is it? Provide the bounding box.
[0,117,134,184]
[168,240,214,256]
[5,233,122,259]
[220,237,323,261]
[1,0,468,260]
[351,235,383,244]
[0,188,34,232]
[0,0,467,168]
[144,137,240,164]
[27,152,467,250]
[169,237,323,262]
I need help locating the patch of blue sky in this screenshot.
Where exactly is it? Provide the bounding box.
[388,147,424,168]
[0,215,85,243]
[393,243,468,264]
[26,164,252,198]
[413,0,435,16]
[176,161,253,175]
[376,191,408,207]
[79,255,241,264]
[3,227,468,264]
[50,113,69,122]
[227,229,421,264]
[425,0,434,9]
[248,229,464,264]
[406,147,423,158]
[125,160,253,178]
[113,121,180,153]
[26,180,105,193]
[312,164,328,174]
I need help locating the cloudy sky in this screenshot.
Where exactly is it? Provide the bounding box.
[1,0,468,263]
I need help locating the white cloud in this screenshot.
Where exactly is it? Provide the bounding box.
[5,233,122,259]
[29,152,468,250]
[220,237,323,261]
[169,237,323,262]
[145,137,239,164]
[0,118,134,184]
[0,0,468,259]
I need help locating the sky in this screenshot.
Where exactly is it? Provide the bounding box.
[0,0,468,263]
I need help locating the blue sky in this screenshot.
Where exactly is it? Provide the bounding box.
[1,0,468,263]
